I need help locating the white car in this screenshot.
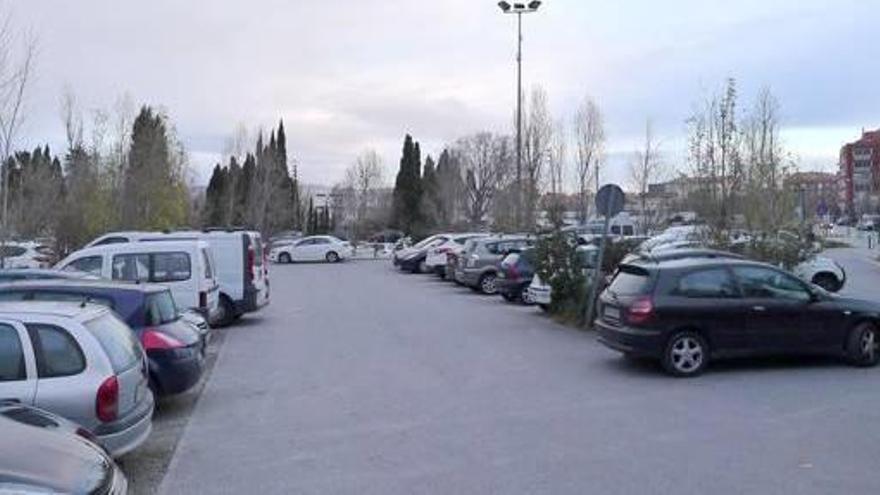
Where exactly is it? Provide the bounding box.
[528,245,599,312]
[425,233,489,276]
[0,241,56,269]
[269,235,352,263]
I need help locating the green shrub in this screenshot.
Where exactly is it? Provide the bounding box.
[534,232,588,323]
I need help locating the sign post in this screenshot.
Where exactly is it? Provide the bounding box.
[584,184,625,328]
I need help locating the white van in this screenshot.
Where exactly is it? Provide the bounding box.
[55,241,221,323]
[85,230,269,325]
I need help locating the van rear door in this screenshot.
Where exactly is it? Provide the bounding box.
[244,233,269,309]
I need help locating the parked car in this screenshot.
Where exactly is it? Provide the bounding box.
[0,302,154,457]
[497,248,537,304]
[857,214,880,231]
[595,256,880,377]
[425,233,489,277]
[394,234,451,273]
[269,235,353,264]
[528,245,599,311]
[640,231,847,293]
[0,402,128,494]
[458,236,534,295]
[56,240,222,324]
[449,237,481,284]
[0,268,98,283]
[0,280,206,397]
[0,241,56,269]
[85,230,269,326]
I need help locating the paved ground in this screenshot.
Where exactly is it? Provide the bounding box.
[160,260,880,495]
[825,247,880,300]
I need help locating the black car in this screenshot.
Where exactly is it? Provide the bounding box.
[0,279,206,396]
[595,257,880,377]
[0,402,127,494]
[497,248,536,304]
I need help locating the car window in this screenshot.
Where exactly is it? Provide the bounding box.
[733,266,812,302]
[611,226,621,235]
[623,226,635,236]
[252,237,264,267]
[83,313,141,374]
[0,291,28,301]
[65,256,103,276]
[312,238,330,245]
[608,265,653,295]
[201,248,214,279]
[112,253,150,282]
[26,324,86,378]
[673,269,739,298]
[152,252,192,282]
[0,324,25,382]
[296,239,313,247]
[145,290,180,326]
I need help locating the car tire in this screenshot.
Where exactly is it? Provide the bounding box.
[812,273,840,292]
[538,304,550,313]
[520,286,534,305]
[279,252,292,264]
[501,292,516,303]
[326,251,340,263]
[218,295,236,327]
[846,322,879,367]
[479,273,498,295]
[662,331,709,377]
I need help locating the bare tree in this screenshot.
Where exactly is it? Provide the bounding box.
[573,95,605,223]
[629,119,665,233]
[544,120,568,227]
[453,133,513,227]
[342,149,384,239]
[0,15,35,254]
[521,86,552,229]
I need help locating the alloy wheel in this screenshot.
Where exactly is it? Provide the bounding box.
[670,336,704,374]
[481,275,497,295]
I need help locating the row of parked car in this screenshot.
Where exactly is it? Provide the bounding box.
[0,229,271,493]
[391,226,880,379]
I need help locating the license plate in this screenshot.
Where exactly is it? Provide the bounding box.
[604,306,620,320]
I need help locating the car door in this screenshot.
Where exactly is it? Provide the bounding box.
[291,239,312,261]
[732,266,814,353]
[0,321,37,405]
[311,238,331,261]
[27,321,94,428]
[663,268,749,354]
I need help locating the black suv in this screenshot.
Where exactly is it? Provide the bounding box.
[595,257,880,377]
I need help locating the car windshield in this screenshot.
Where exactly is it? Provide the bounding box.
[608,265,653,295]
[145,290,180,326]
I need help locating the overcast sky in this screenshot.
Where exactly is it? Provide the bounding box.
[10,0,879,188]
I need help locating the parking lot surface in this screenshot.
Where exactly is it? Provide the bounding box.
[161,260,880,495]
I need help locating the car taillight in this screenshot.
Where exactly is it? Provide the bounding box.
[141,329,185,350]
[627,297,654,325]
[96,376,119,423]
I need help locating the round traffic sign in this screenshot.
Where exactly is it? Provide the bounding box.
[595,184,625,217]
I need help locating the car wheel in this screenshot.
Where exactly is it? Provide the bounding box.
[538,304,550,313]
[279,252,292,264]
[218,295,236,327]
[662,331,709,377]
[479,273,498,295]
[520,286,534,305]
[847,322,879,367]
[812,273,840,292]
[326,251,340,263]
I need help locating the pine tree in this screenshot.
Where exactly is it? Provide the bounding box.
[391,134,424,235]
[421,155,438,230]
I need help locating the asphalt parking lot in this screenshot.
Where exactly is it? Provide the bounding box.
[152,259,880,495]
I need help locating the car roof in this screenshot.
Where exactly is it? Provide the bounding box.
[625,255,768,271]
[629,248,742,263]
[0,279,166,294]
[72,239,207,256]
[0,301,108,321]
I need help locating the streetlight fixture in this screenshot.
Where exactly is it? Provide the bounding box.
[498,0,542,229]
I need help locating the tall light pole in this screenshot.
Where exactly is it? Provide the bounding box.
[498,1,542,230]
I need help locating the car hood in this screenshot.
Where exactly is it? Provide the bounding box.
[0,418,111,493]
[824,295,880,314]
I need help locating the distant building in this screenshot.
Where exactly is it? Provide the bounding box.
[839,129,880,215]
